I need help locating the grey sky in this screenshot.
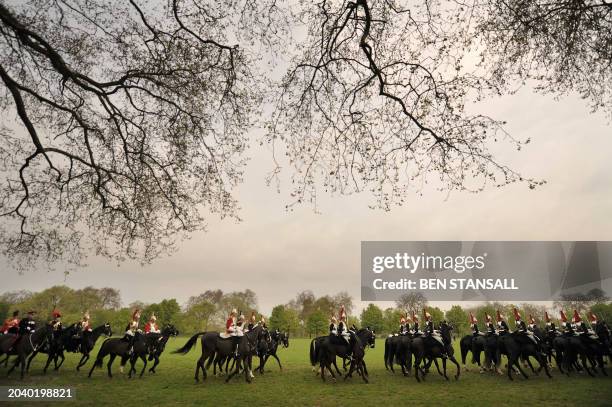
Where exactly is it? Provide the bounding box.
[2,84,611,314]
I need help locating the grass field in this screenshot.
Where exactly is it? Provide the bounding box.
[1,336,611,406]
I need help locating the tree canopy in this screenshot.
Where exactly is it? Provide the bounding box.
[1,0,609,268]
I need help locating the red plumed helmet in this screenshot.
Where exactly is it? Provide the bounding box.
[496,310,504,322]
[52,309,61,318]
[589,311,598,324]
[572,310,581,323]
[544,312,551,323]
[560,310,568,322]
[513,308,522,322]
[486,313,492,323]
[469,312,477,324]
[529,314,536,324]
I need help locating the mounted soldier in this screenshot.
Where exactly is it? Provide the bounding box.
[424,309,445,346]
[124,308,142,354]
[560,310,574,335]
[235,313,246,337]
[18,310,37,335]
[225,309,237,337]
[485,313,496,336]
[469,312,481,336]
[260,315,267,330]
[496,310,509,335]
[329,315,338,336]
[514,308,538,346]
[49,309,62,339]
[528,314,537,332]
[144,313,160,334]
[398,314,408,336]
[544,311,556,332]
[247,311,256,331]
[1,310,20,335]
[337,305,350,344]
[411,311,421,335]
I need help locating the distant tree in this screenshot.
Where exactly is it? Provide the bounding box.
[428,307,444,324]
[182,299,216,332]
[0,290,33,305]
[590,303,612,324]
[383,308,403,335]
[360,303,383,333]
[395,292,427,318]
[269,305,300,335]
[306,310,327,338]
[332,292,354,316]
[313,296,335,318]
[97,288,121,310]
[554,288,610,314]
[445,305,468,336]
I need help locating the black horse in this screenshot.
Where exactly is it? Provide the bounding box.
[26,323,112,373]
[174,324,264,383]
[255,330,289,374]
[410,322,460,382]
[4,324,53,379]
[123,325,179,378]
[310,328,375,382]
[494,332,552,380]
[459,334,488,372]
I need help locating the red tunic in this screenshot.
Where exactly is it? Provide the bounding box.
[226,317,235,333]
[1,318,19,333]
[144,322,158,333]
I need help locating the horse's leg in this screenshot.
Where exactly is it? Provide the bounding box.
[76,354,88,371]
[320,360,325,382]
[139,355,147,378]
[581,353,595,377]
[43,353,54,374]
[7,354,20,377]
[344,359,356,381]
[195,355,204,382]
[333,359,342,375]
[525,356,536,374]
[433,359,443,376]
[225,358,239,383]
[55,352,65,370]
[442,357,449,381]
[26,351,37,373]
[513,355,529,379]
[20,354,26,380]
[107,354,116,378]
[271,353,282,371]
[414,354,422,382]
[149,356,159,373]
[448,354,461,380]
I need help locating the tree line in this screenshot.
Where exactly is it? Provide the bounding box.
[2,287,610,338]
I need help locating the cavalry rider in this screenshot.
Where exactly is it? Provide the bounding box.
[560,310,574,335]
[496,310,509,335]
[260,315,268,329]
[1,310,20,334]
[236,313,246,336]
[144,313,161,334]
[424,309,445,349]
[573,310,596,339]
[411,311,421,335]
[80,311,92,333]
[469,312,481,336]
[513,308,538,346]
[124,308,142,354]
[485,313,496,335]
[571,310,583,331]
[18,310,37,335]
[398,314,408,336]
[49,309,62,339]
[329,315,338,336]
[226,309,237,336]
[247,311,257,331]
[527,314,537,332]
[544,311,556,332]
[337,305,351,344]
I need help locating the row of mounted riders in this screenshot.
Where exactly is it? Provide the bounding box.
[0,308,290,383]
[385,308,612,382]
[0,308,177,380]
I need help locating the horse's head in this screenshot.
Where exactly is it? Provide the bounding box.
[281,332,289,348]
[104,323,113,337]
[162,324,179,337]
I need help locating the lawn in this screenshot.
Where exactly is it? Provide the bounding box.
[1,336,611,406]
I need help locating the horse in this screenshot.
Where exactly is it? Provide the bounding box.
[311,328,375,382]
[25,323,112,373]
[255,330,289,374]
[494,332,551,380]
[224,324,265,383]
[411,322,460,382]
[4,324,53,379]
[123,325,179,378]
[174,324,264,383]
[459,333,488,372]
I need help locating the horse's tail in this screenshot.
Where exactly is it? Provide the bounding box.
[309,338,317,366]
[460,336,469,365]
[173,332,206,355]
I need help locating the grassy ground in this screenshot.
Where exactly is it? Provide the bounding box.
[1,336,611,406]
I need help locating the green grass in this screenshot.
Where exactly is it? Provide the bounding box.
[1,336,611,406]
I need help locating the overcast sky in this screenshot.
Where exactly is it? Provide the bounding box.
[2,83,611,315]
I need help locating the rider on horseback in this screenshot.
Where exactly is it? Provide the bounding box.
[338,305,350,344]
[247,311,256,331]
[144,313,160,334]
[469,312,481,336]
[1,310,20,334]
[329,315,338,335]
[544,311,556,331]
[411,311,421,335]
[496,310,509,335]
[574,310,597,340]
[424,309,446,350]
[527,314,538,332]
[18,310,36,335]
[513,308,539,346]
[560,310,575,335]
[398,314,408,336]
[49,309,62,341]
[485,313,496,335]
[124,308,141,355]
